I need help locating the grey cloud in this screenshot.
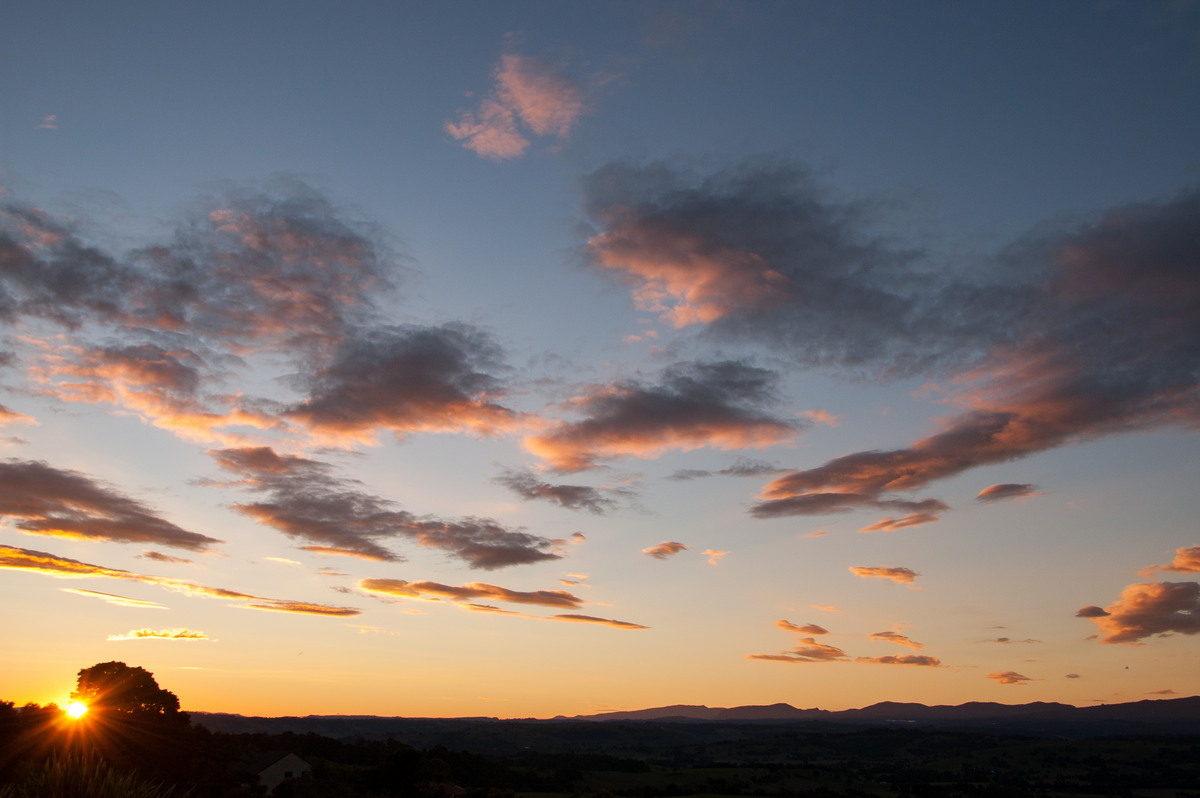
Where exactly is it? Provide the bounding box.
[0,459,221,551]
[209,447,559,569]
[494,467,633,514]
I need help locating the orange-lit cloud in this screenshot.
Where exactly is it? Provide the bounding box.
[643,541,687,559]
[0,544,359,617]
[748,637,849,663]
[284,324,520,445]
[0,404,35,426]
[138,551,194,565]
[1079,580,1200,644]
[358,578,585,609]
[1139,545,1200,576]
[858,512,942,533]
[703,549,728,565]
[987,671,1033,685]
[552,614,648,630]
[0,459,222,551]
[868,630,925,650]
[525,361,797,471]
[107,628,210,641]
[209,446,559,569]
[61,588,168,610]
[849,566,920,585]
[777,620,829,635]
[446,53,586,160]
[976,483,1040,503]
[856,655,941,667]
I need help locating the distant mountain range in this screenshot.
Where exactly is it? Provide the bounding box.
[191,696,1200,745]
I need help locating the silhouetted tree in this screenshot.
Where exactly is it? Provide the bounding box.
[72,662,185,722]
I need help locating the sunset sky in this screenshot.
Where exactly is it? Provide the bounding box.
[2,1,1198,719]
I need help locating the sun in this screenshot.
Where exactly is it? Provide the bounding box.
[64,700,88,720]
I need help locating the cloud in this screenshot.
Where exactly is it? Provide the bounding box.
[777,620,829,635]
[750,188,1200,519]
[209,446,560,569]
[0,459,222,551]
[525,360,798,471]
[0,405,35,427]
[1079,580,1200,644]
[446,53,586,160]
[665,458,783,481]
[748,637,849,663]
[976,483,1040,503]
[868,630,925,650]
[1139,545,1200,576]
[358,578,585,609]
[36,114,57,130]
[858,511,943,533]
[849,566,920,585]
[61,588,168,609]
[495,467,632,514]
[703,549,728,565]
[1,181,396,355]
[856,655,941,667]
[285,324,519,445]
[0,544,359,617]
[643,541,687,559]
[987,671,1033,685]
[552,614,648,630]
[106,628,210,641]
[138,551,194,565]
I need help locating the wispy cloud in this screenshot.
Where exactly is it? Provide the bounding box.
[525,360,798,471]
[858,512,942,533]
[0,459,222,551]
[1139,545,1200,576]
[61,588,168,609]
[868,630,925,650]
[209,446,560,569]
[358,578,585,609]
[777,620,829,635]
[856,655,941,667]
[849,566,920,585]
[702,549,728,565]
[1,544,359,617]
[748,637,849,663]
[495,467,634,514]
[976,483,1040,503]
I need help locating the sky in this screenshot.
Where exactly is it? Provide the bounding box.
[1,0,1198,720]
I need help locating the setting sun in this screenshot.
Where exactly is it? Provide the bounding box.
[64,701,88,720]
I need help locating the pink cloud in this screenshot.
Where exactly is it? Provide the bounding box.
[643,541,687,559]
[849,566,920,585]
[858,512,942,533]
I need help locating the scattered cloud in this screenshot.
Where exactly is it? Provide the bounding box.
[849,566,920,585]
[0,458,222,551]
[525,360,798,471]
[987,670,1033,685]
[643,541,687,559]
[285,324,519,445]
[1147,688,1177,695]
[36,114,57,130]
[1139,545,1200,576]
[446,53,586,160]
[748,637,849,663]
[1079,580,1200,644]
[61,588,167,609]
[703,549,728,565]
[777,620,829,635]
[552,614,648,630]
[495,467,633,514]
[858,512,942,533]
[977,483,1040,503]
[868,630,925,650]
[856,655,941,667]
[358,578,585,609]
[0,544,359,617]
[209,446,560,569]
[107,628,211,641]
[138,551,194,565]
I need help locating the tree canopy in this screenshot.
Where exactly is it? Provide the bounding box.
[71,662,182,719]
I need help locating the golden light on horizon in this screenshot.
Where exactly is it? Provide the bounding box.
[64,700,88,720]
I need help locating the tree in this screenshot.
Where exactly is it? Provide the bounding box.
[71,662,183,720]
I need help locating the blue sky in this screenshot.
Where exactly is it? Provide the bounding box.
[2,1,1198,717]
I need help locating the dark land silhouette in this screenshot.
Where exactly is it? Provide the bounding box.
[4,662,1199,797]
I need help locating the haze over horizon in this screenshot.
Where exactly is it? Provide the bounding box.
[2,1,1198,719]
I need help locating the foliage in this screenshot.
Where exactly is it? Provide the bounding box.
[72,662,184,720]
[0,753,184,798]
